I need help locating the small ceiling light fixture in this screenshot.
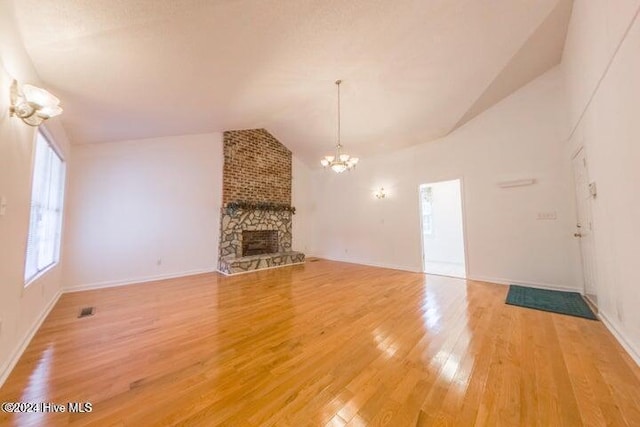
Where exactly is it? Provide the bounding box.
[320,79,359,173]
[375,187,386,199]
[9,80,63,126]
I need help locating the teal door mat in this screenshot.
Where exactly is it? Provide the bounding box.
[506,285,598,320]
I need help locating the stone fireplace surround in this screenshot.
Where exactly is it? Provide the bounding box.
[218,207,304,274]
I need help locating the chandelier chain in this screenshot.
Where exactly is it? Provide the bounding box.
[337,79,341,148]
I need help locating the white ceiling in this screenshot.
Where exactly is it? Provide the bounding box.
[11,0,572,166]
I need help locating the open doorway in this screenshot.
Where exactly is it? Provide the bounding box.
[419,179,466,278]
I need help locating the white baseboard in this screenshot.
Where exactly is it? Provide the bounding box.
[598,310,640,367]
[466,274,582,293]
[0,289,62,388]
[64,268,219,293]
[317,258,579,291]
[317,255,421,273]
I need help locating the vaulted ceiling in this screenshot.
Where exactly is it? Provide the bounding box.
[11,0,572,166]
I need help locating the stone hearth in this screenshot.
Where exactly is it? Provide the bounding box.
[219,251,305,275]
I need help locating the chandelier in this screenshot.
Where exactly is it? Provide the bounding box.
[320,80,359,173]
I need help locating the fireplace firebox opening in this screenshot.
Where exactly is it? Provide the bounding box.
[242,230,278,256]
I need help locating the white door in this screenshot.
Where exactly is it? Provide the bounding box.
[572,148,598,304]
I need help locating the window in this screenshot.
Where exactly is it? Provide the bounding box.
[420,186,434,236]
[24,130,65,284]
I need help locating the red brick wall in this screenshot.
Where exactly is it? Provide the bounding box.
[222,129,292,205]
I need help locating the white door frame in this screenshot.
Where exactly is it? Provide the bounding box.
[571,145,598,301]
[418,177,469,278]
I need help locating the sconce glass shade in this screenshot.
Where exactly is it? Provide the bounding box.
[320,159,329,167]
[23,84,61,111]
[10,80,63,126]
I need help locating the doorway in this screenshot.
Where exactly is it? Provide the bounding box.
[572,147,598,306]
[419,179,466,278]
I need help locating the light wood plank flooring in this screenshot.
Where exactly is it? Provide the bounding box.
[1,260,639,426]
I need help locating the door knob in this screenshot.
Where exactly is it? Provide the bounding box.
[574,232,582,237]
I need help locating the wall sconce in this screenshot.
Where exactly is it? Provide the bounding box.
[374,187,386,199]
[9,80,63,126]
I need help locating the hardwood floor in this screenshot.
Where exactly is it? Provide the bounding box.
[1,260,639,426]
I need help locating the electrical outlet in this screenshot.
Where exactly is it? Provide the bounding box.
[0,196,7,216]
[156,258,162,266]
[537,211,557,220]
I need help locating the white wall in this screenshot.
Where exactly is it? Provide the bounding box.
[562,1,640,362]
[312,67,581,290]
[0,0,72,385]
[422,180,465,266]
[62,133,223,290]
[562,0,640,129]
